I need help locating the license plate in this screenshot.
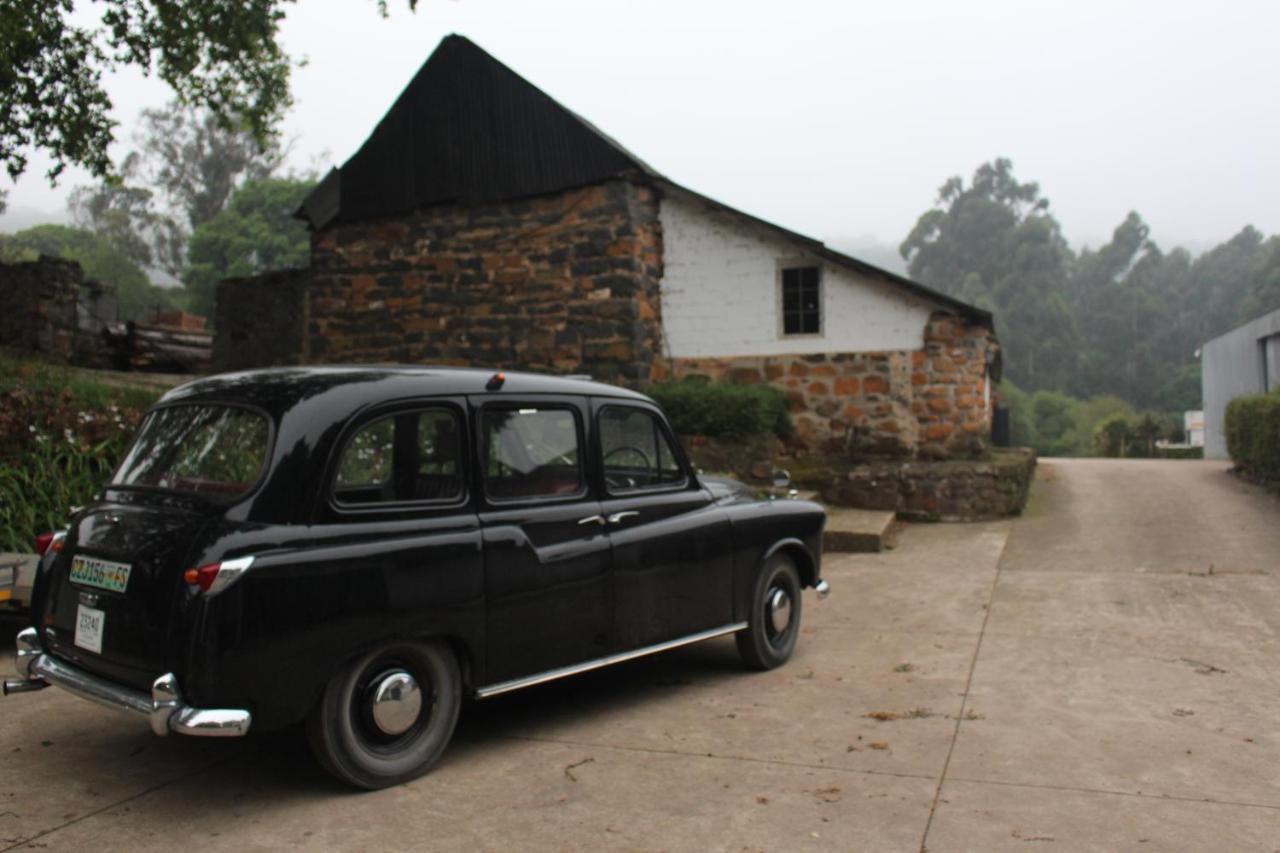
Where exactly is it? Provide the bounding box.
[75,604,105,654]
[69,555,132,594]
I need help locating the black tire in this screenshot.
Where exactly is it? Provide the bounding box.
[306,639,461,789]
[736,552,803,670]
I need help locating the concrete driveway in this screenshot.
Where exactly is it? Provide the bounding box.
[2,459,1278,851]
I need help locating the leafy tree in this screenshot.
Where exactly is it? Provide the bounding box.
[182,177,315,316]
[0,224,177,320]
[0,0,302,182]
[69,101,286,278]
[901,159,1078,390]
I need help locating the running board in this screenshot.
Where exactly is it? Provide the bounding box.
[475,622,748,699]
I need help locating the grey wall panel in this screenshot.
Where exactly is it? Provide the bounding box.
[1202,308,1280,458]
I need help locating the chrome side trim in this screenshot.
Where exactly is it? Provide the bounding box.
[475,622,748,699]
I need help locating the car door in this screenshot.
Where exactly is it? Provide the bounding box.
[472,395,613,687]
[593,400,736,652]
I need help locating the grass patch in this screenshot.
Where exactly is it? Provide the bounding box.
[0,355,160,551]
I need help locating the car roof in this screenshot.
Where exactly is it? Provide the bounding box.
[159,365,653,415]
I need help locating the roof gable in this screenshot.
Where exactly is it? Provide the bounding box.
[300,35,654,229]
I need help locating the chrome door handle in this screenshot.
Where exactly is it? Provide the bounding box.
[577,514,606,526]
[607,511,639,524]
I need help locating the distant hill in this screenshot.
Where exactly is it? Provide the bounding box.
[0,205,68,234]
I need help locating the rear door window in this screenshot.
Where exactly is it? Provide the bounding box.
[482,407,584,502]
[333,409,463,506]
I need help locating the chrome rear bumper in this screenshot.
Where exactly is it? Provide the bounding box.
[4,627,251,737]
[815,579,831,599]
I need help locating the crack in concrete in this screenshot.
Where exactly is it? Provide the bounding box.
[0,754,237,853]
[919,532,1009,853]
[496,732,939,784]
[943,774,1280,813]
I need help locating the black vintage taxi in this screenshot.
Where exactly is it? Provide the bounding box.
[5,367,828,788]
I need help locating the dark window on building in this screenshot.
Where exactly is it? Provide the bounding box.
[781,266,821,335]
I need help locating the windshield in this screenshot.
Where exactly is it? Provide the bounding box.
[111,404,270,499]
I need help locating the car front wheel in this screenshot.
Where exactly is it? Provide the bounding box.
[306,638,461,789]
[736,552,803,670]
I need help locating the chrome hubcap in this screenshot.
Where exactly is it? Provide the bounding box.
[767,587,792,635]
[368,670,421,736]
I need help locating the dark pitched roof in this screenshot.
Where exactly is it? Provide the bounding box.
[299,34,992,329]
[298,35,656,229]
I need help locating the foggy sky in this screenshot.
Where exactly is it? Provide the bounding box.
[5,0,1278,257]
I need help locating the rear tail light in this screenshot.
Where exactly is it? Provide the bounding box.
[183,556,255,595]
[35,530,67,556]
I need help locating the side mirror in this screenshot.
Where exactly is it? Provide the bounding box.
[772,469,791,489]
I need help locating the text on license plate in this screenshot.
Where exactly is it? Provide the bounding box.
[69,555,132,593]
[75,604,105,654]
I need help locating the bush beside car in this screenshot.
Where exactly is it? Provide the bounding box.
[647,377,791,441]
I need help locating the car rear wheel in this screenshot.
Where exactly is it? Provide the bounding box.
[306,639,461,789]
[736,552,803,670]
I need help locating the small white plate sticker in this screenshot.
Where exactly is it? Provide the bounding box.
[75,604,105,654]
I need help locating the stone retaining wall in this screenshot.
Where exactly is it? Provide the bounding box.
[819,449,1036,521]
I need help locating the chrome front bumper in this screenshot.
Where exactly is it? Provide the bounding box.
[4,628,251,737]
[815,579,831,599]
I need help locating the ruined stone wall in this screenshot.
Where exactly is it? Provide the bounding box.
[303,180,664,384]
[0,257,106,363]
[666,312,996,458]
[213,268,310,372]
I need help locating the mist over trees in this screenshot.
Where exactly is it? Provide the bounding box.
[901,158,1280,417]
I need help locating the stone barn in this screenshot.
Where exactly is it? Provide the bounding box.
[216,34,999,458]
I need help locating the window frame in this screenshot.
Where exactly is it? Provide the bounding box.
[478,402,590,506]
[777,261,823,339]
[596,404,691,497]
[327,402,469,513]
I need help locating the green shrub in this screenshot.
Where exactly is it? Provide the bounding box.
[1225,390,1280,483]
[0,356,159,551]
[648,377,792,440]
[1093,413,1133,457]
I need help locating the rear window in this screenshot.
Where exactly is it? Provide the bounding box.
[111,404,270,499]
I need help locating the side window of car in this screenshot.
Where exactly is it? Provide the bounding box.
[334,409,463,506]
[483,407,584,502]
[599,406,687,494]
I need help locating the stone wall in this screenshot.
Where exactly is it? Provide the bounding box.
[665,312,996,458]
[299,180,664,384]
[820,449,1036,521]
[0,257,115,364]
[213,269,310,371]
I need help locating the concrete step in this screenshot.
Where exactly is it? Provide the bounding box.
[822,508,899,553]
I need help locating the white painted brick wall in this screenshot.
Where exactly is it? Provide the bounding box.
[658,193,935,359]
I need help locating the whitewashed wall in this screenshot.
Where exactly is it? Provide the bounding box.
[658,192,936,359]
